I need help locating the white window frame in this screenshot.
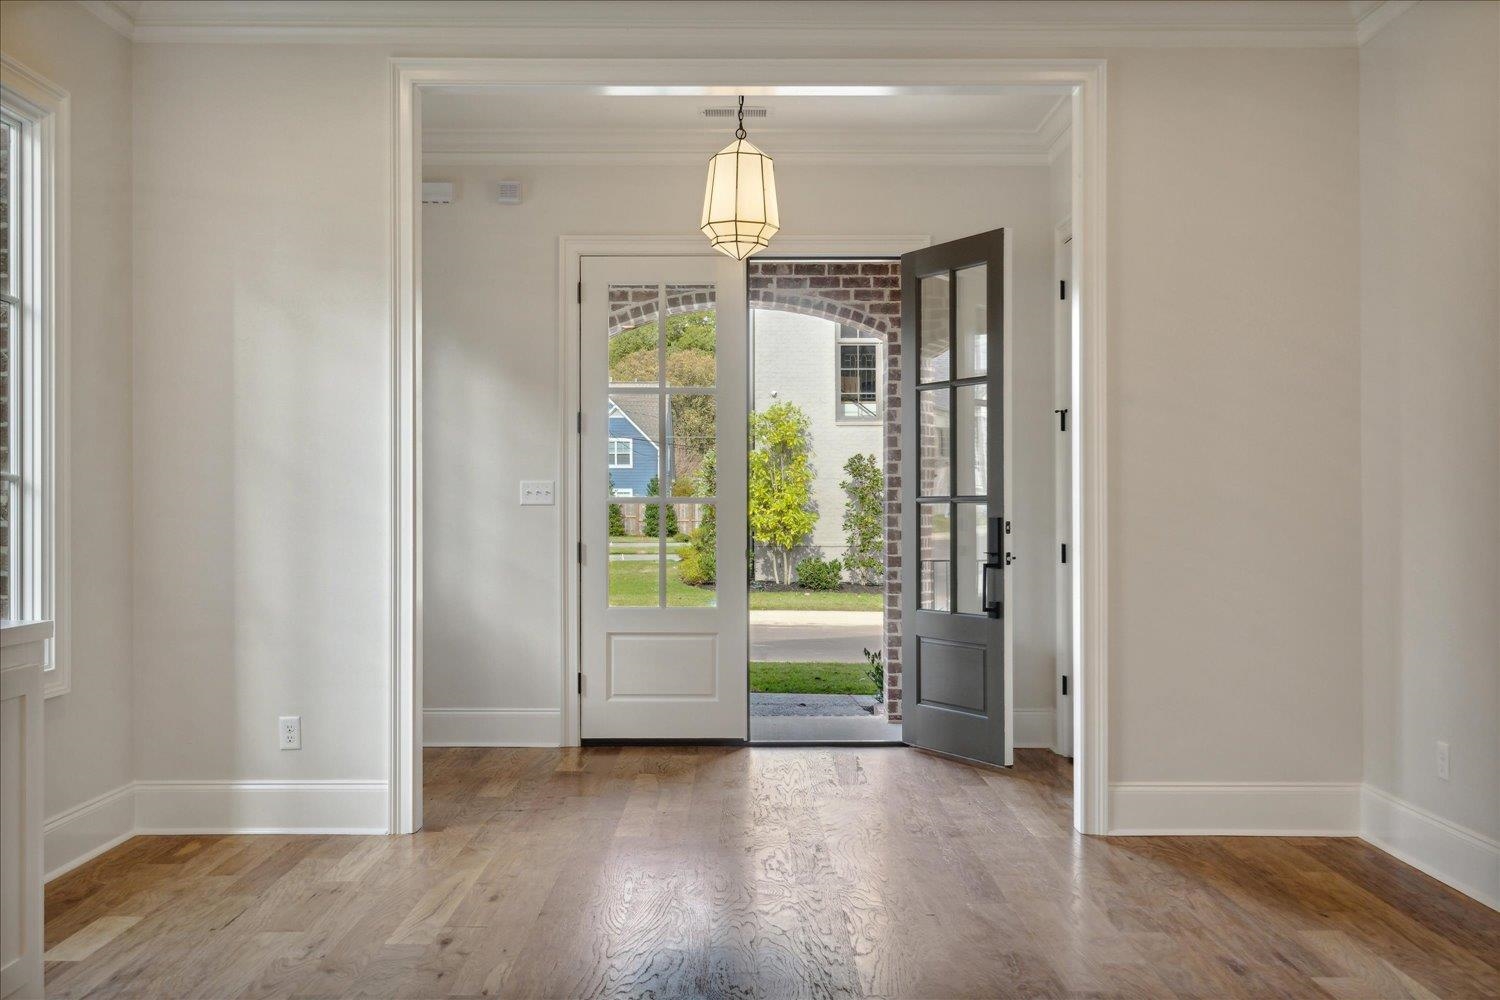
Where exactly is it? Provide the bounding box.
[835,328,882,423]
[607,436,633,468]
[1,57,70,698]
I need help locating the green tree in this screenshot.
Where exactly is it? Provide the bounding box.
[840,453,884,585]
[678,449,717,586]
[643,476,679,537]
[748,402,817,584]
[608,475,626,536]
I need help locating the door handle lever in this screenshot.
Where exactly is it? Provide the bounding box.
[980,558,1003,619]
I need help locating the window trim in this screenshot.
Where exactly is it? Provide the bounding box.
[607,436,633,468]
[2,56,70,699]
[835,328,882,424]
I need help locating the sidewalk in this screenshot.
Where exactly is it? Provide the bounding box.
[748,610,882,627]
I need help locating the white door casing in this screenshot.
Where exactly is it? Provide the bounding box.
[579,256,748,740]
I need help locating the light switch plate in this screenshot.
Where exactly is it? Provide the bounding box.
[520,480,555,506]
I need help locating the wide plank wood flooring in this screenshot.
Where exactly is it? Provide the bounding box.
[44,747,1500,998]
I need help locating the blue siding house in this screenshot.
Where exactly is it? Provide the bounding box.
[606,397,659,497]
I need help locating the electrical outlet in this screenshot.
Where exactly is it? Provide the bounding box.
[1435,740,1449,781]
[279,715,302,750]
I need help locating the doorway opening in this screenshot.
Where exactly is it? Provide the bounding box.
[747,259,903,743]
[397,61,1109,833]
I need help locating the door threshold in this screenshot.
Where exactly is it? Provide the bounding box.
[580,737,749,747]
[750,740,907,748]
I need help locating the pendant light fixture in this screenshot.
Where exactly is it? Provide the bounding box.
[700,96,779,260]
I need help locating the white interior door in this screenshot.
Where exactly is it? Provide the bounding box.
[580,256,747,740]
[1054,227,1074,757]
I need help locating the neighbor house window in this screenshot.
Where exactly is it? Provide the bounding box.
[608,437,633,468]
[2,60,69,695]
[836,326,881,420]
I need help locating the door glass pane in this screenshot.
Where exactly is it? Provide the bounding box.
[606,394,660,494]
[955,264,987,378]
[664,393,715,497]
[918,502,951,612]
[918,387,950,498]
[609,285,661,385]
[955,502,988,615]
[664,285,716,387]
[954,384,987,496]
[918,273,950,383]
[666,502,716,607]
[609,502,661,607]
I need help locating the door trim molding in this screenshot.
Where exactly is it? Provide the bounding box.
[392,57,1109,835]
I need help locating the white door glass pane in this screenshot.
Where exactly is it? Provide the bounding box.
[919,387,950,497]
[955,384,987,496]
[919,502,951,612]
[609,502,661,607]
[666,502,716,607]
[608,285,661,385]
[955,264,987,378]
[606,394,659,495]
[665,393,715,497]
[919,273,950,383]
[663,284,716,387]
[955,502,988,615]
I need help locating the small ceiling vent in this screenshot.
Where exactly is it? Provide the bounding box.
[702,106,768,119]
[495,180,522,205]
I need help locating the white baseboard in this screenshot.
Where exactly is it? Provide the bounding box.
[44,783,136,882]
[134,779,388,834]
[1360,783,1499,910]
[1109,781,1361,835]
[424,707,562,747]
[1013,708,1056,749]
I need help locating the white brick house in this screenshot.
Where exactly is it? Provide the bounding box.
[752,308,884,576]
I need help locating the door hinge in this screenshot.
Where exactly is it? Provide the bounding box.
[1055,408,1068,432]
[577,410,582,433]
[578,672,584,694]
[1061,675,1069,696]
[1059,279,1067,300]
[1004,519,1012,535]
[576,541,583,563]
[577,281,583,304]
[1060,542,1068,564]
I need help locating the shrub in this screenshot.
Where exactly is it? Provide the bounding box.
[642,476,678,537]
[841,453,884,585]
[795,556,843,591]
[677,548,714,586]
[749,402,817,583]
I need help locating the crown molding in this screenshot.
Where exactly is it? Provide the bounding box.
[1353,0,1419,46]
[74,0,138,38]
[421,127,1060,167]
[94,0,1362,47]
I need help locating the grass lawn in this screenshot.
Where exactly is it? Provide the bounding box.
[749,661,880,695]
[749,589,882,612]
[608,557,715,607]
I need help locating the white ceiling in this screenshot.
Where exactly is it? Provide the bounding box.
[420,90,1073,165]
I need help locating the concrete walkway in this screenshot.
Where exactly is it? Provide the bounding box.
[749,610,881,627]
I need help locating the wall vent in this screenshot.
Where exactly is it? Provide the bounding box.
[702,106,769,119]
[496,180,522,205]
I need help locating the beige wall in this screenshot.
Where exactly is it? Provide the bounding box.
[1359,0,1499,841]
[1105,47,1363,782]
[0,1,134,820]
[132,44,392,783]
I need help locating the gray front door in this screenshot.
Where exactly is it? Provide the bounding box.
[900,230,1008,766]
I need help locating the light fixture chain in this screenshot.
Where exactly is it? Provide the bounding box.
[735,95,747,140]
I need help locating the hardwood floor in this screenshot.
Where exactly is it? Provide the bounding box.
[44,747,1500,998]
